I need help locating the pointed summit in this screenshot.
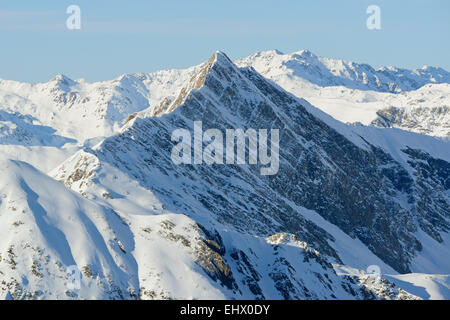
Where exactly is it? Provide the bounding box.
[295,49,314,56]
[213,50,235,65]
[152,51,241,115]
[199,51,237,79]
[51,74,75,84]
[291,49,318,61]
[50,74,76,91]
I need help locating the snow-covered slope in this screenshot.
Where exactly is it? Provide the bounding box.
[0,110,76,146]
[2,158,421,300]
[0,159,140,299]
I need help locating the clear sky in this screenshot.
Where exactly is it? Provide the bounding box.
[1,0,449,83]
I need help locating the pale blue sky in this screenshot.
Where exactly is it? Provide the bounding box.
[1,0,449,83]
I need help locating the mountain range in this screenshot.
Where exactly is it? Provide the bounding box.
[0,50,449,300]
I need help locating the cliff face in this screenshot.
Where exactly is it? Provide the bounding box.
[372,105,450,137]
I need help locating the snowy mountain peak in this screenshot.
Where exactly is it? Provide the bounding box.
[260,49,284,56]
[291,49,316,59]
[214,50,233,63]
[50,74,77,92]
[147,51,237,117]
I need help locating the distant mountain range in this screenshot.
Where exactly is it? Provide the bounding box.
[237,49,450,92]
[0,50,449,300]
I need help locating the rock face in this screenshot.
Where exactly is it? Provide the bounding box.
[52,52,450,276]
[372,105,450,137]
